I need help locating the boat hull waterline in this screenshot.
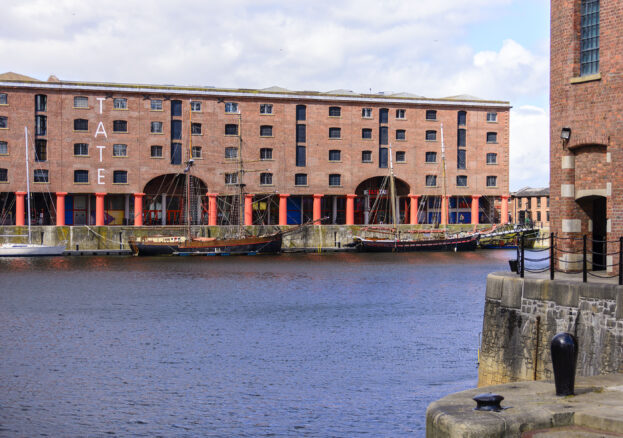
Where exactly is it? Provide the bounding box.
[129,234,282,256]
[353,235,479,252]
[0,243,66,257]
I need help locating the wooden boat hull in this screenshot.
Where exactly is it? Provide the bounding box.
[129,234,282,256]
[478,228,539,249]
[353,235,479,252]
[0,243,66,257]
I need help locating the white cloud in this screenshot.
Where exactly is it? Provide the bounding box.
[510,105,550,191]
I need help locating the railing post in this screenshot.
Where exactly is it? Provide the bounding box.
[583,235,587,283]
[550,233,555,280]
[619,237,622,286]
[520,232,525,278]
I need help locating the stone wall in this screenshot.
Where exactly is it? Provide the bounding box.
[0,223,486,251]
[478,272,623,387]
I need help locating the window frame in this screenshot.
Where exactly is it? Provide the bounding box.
[225,147,238,159]
[425,110,437,121]
[74,118,88,132]
[396,129,406,141]
[0,141,7,155]
[456,175,468,187]
[425,151,437,163]
[225,172,238,185]
[191,146,202,159]
[486,152,498,165]
[225,124,238,136]
[486,132,498,144]
[33,169,49,183]
[395,109,406,119]
[150,121,163,134]
[150,145,163,158]
[395,151,406,163]
[362,150,372,163]
[113,170,128,184]
[425,130,437,141]
[259,125,273,137]
[425,175,437,187]
[0,93,7,105]
[191,123,202,135]
[328,173,341,187]
[328,106,341,117]
[260,148,273,160]
[190,101,201,112]
[328,127,341,139]
[328,149,341,162]
[74,143,89,156]
[295,173,308,186]
[0,116,7,129]
[362,128,372,139]
[113,120,128,133]
[0,168,7,182]
[113,98,128,110]
[361,107,372,118]
[150,99,163,111]
[74,170,89,184]
[259,103,273,115]
[112,143,128,157]
[486,112,498,123]
[74,96,89,108]
[224,102,239,114]
[260,172,273,186]
[486,175,498,187]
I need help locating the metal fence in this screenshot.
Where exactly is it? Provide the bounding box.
[514,233,623,285]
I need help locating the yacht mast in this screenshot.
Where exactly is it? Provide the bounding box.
[440,123,447,236]
[237,113,244,236]
[388,144,397,227]
[24,126,32,244]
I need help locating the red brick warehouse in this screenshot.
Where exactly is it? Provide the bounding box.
[550,0,623,272]
[0,72,510,227]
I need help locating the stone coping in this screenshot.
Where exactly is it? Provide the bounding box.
[426,374,623,437]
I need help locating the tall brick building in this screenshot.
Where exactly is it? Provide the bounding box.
[0,72,510,227]
[550,0,622,271]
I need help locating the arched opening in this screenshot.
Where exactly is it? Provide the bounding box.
[142,174,207,225]
[576,195,607,271]
[355,176,410,224]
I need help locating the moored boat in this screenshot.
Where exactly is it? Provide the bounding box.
[478,225,539,249]
[129,233,282,256]
[353,233,479,252]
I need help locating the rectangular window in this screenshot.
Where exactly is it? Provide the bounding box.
[458,111,466,126]
[35,139,47,162]
[396,109,406,119]
[457,128,466,147]
[379,147,388,168]
[296,105,306,121]
[426,130,437,141]
[113,98,127,109]
[260,125,273,137]
[396,151,406,162]
[0,116,6,129]
[295,173,307,186]
[35,95,47,112]
[362,150,372,162]
[425,151,437,163]
[426,110,437,120]
[74,96,88,108]
[329,150,341,161]
[486,112,497,122]
[537,197,541,208]
[191,101,201,112]
[225,173,238,184]
[113,144,127,157]
[34,169,48,183]
[150,145,162,157]
[380,126,388,145]
[151,121,163,133]
[362,108,372,118]
[191,123,202,135]
[457,149,466,169]
[225,102,238,113]
[171,120,182,140]
[396,129,406,140]
[0,93,7,105]
[260,104,273,114]
[0,168,7,182]
[260,148,272,160]
[362,128,372,139]
[191,146,202,159]
[225,124,238,135]
[329,174,341,187]
[0,141,7,155]
[113,170,128,184]
[456,175,467,187]
[296,145,306,166]
[74,170,89,183]
[260,172,273,185]
[486,152,497,164]
[425,175,437,187]
[150,99,162,111]
[74,118,88,131]
[329,106,341,117]
[547,211,550,221]
[113,120,128,132]
[580,0,600,76]
[171,100,182,116]
[537,211,542,222]
[486,176,497,187]
[74,143,88,156]
[329,127,341,139]
[35,115,46,136]
[296,124,306,143]
[225,147,238,159]
[171,142,182,164]
[379,108,388,124]
[486,132,497,143]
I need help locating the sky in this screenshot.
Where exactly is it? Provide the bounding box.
[1,0,550,191]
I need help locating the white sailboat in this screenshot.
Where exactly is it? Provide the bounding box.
[0,127,66,256]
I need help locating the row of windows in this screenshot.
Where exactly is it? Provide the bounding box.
[0,168,127,184]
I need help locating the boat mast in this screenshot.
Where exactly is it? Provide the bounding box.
[185,100,193,240]
[24,126,31,244]
[388,144,397,228]
[237,112,244,237]
[440,123,447,236]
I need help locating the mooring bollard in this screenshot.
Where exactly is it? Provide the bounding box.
[550,332,578,396]
[473,393,504,412]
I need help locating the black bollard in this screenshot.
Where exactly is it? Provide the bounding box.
[473,393,504,412]
[550,332,578,396]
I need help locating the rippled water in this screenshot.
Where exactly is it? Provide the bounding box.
[0,250,512,437]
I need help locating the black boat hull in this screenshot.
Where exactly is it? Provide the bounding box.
[129,235,282,256]
[354,235,479,252]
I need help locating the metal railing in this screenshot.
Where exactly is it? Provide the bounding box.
[514,233,623,285]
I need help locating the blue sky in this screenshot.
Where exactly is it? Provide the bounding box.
[1,0,551,191]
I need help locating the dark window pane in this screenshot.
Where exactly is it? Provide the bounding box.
[425,151,437,162]
[113,120,127,132]
[191,123,201,134]
[0,168,7,182]
[457,111,466,126]
[296,145,306,166]
[329,106,341,117]
[362,150,372,162]
[171,100,182,116]
[74,170,89,183]
[260,148,272,160]
[171,120,182,140]
[150,145,162,157]
[486,153,497,164]
[426,110,437,120]
[362,128,372,139]
[329,150,341,161]
[396,151,405,162]
[487,132,497,143]
[457,149,466,169]
[260,172,273,185]
[486,176,497,187]
[296,124,306,143]
[260,125,273,136]
[225,124,238,135]
[580,0,600,76]
[329,174,341,186]
[396,129,405,140]
[457,128,466,147]
[74,118,88,131]
[35,94,47,112]
[426,130,437,141]
[379,108,388,124]
[456,175,467,186]
[171,142,182,165]
[35,115,47,136]
[296,105,306,121]
[295,173,307,186]
[34,169,48,183]
[329,127,341,138]
[426,175,437,186]
[380,126,388,145]
[35,139,47,162]
[113,171,128,184]
[379,147,388,168]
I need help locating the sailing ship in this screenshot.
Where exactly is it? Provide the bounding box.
[129,105,282,256]
[478,224,539,249]
[0,127,66,256]
[352,124,479,252]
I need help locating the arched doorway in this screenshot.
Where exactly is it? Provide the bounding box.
[143,174,208,225]
[355,176,410,224]
[576,195,607,271]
